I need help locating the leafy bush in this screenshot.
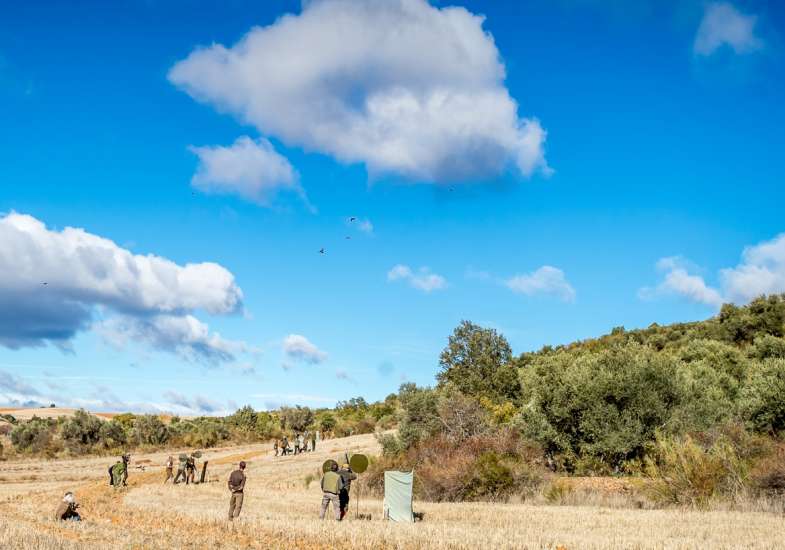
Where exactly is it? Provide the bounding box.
[739,359,785,434]
[130,415,170,446]
[10,417,56,454]
[643,426,770,506]
[520,344,684,470]
[366,430,543,502]
[61,409,104,452]
[279,406,314,433]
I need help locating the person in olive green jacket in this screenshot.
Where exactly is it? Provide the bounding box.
[319,462,345,520]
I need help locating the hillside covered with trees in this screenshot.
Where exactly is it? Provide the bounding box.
[3,295,784,506]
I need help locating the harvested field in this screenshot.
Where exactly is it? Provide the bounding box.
[1,433,783,549]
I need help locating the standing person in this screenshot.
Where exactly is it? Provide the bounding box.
[282,436,289,456]
[319,462,344,520]
[185,455,196,485]
[338,463,358,520]
[54,492,81,521]
[310,432,317,452]
[299,433,306,453]
[164,456,174,484]
[273,440,279,457]
[227,461,247,521]
[174,454,187,484]
[294,433,300,455]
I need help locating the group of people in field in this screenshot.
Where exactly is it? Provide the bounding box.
[273,431,319,456]
[54,445,359,524]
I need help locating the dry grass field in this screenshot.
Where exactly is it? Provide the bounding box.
[1,432,784,549]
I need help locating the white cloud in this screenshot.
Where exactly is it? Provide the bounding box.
[505,266,576,302]
[356,219,374,234]
[168,0,550,183]
[100,314,246,366]
[643,234,785,308]
[190,136,308,208]
[387,264,447,293]
[640,257,723,307]
[721,234,785,303]
[335,368,350,380]
[0,212,244,362]
[283,334,328,364]
[694,2,762,56]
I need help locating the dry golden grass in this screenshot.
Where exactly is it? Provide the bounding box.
[1,432,784,549]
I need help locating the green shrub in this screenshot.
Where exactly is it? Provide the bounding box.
[739,359,785,434]
[10,417,56,454]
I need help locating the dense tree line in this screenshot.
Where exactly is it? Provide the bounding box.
[372,295,785,502]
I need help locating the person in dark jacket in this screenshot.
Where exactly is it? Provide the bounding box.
[338,463,358,519]
[54,492,81,521]
[227,461,247,520]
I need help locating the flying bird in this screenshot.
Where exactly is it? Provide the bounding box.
[319,248,326,255]
[41,282,48,286]
[345,236,351,240]
[349,217,357,222]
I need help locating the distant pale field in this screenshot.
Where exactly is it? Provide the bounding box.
[0,407,114,420]
[1,432,783,549]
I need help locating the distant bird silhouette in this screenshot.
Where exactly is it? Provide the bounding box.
[41,282,48,286]
[319,248,326,255]
[349,217,357,222]
[345,236,351,240]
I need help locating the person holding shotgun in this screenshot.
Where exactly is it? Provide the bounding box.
[338,462,357,520]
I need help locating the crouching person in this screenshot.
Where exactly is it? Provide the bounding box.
[55,492,81,521]
[319,463,344,520]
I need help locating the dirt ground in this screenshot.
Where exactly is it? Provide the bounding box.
[1,432,783,549]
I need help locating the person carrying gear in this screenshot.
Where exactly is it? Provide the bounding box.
[54,492,81,521]
[338,463,358,520]
[294,433,300,455]
[164,456,174,484]
[111,454,129,489]
[185,455,196,485]
[311,432,317,452]
[282,436,289,456]
[227,461,247,521]
[174,454,187,484]
[273,440,279,457]
[319,462,345,520]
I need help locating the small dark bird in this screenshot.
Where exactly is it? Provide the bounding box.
[349,217,357,222]
[41,282,48,286]
[345,236,351,240]
[319,248,325,254]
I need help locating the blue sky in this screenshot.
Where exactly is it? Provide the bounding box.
[1,0,783,415]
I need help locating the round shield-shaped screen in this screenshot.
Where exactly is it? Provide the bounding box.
[322,459,338,473]
[349,453,369,473]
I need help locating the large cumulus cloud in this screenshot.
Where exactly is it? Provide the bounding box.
[0,212,244,363]
[169,0,550,184]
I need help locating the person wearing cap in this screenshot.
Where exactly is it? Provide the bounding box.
[338,463,358,520]
[54,492,81,521]
[319,462,344,520]
[227,461,247,520]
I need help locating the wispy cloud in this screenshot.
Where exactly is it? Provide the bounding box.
[282,334,328,364]
[505,266,576,302]
[387,264,447,293]
[694,2,762,57]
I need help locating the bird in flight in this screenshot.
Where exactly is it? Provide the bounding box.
[345,236,351,240]
[349,217,357,222]
[319,248,326,255]
[41,282,48,286]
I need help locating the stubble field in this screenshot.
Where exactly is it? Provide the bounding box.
[1,432,783,549]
